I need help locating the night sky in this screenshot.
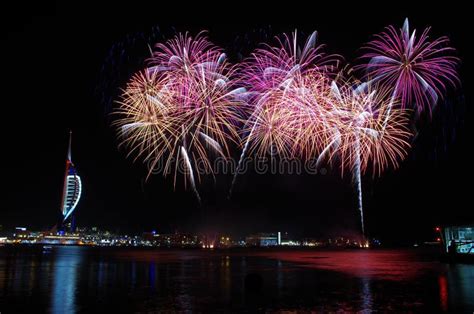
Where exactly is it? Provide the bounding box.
[2,1,472,244]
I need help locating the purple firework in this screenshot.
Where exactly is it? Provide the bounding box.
[358,18,459,114]
[241,30,339,95]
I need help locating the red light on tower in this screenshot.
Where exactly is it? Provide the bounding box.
[436,237,441,242]
[435,227,441,232]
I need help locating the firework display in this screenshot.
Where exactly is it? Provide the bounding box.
[114,20,459,236]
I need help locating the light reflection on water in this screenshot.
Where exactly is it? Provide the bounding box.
[0,246,473,312]
[51,246,82,314]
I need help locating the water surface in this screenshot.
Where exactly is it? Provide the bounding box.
[0,246,472,313]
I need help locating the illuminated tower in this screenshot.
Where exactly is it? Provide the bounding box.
[60,131,82,232]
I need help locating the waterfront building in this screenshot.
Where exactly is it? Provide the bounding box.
[245,233,279,246]
[442,225,474,254]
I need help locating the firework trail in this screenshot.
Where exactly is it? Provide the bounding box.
[180,146,201,204]
[228,119,257,199]
[358,18,459,115]
[354,137,364,236]
[115,32,247,203]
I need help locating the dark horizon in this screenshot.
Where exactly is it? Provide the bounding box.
[2,1,472,244]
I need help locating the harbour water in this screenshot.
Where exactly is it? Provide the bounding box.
[1,246,473,313]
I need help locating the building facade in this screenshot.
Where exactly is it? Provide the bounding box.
[443,225,474,254]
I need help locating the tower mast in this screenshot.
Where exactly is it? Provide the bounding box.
[67,129,72,162]
[60,131,72,219]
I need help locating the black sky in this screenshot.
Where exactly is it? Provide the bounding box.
[1,1,472,244]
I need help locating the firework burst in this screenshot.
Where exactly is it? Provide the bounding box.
[243,72,341,163]
[229,31,339,197]
[358,18,459,114]
[326,81,412,176]
[115,32,247,202]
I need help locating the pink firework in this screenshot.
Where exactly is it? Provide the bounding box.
[243,74,331,159]
[229,31,337,196]
[358,18,459,114]
[240,30,339,158]
[241,30,339,95]
[148,31,222,76]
